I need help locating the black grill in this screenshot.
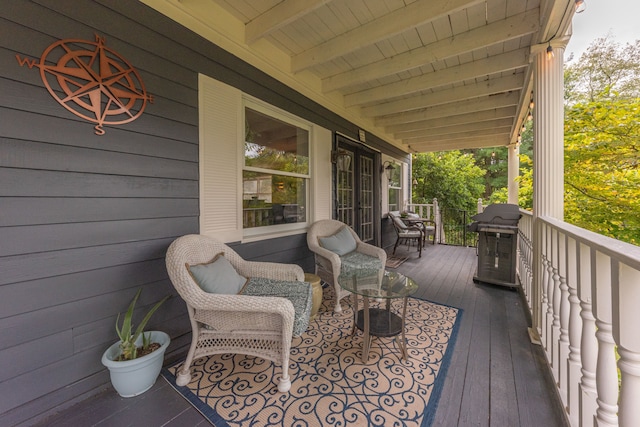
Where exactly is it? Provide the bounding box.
[468,204,521,287]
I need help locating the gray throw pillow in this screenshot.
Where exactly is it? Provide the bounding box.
[319,226,357,256]
[187,253,247,294]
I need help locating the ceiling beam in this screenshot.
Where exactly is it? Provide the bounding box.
[407,136,511,153]
[290,0,483,73]
[345,48,529,107]
[398,118,514,140]
[362,74,525,118]
[322,8,539,93]
[377,92,520,127]
[388,106,517,135]
[402,127,512,145]
[245,0,331,44]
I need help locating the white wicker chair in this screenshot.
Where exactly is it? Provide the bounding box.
[307,220,387,313]
[165,234,307,393]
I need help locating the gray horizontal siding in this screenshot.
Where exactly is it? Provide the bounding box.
[0,0,200,416]
[1,197,199,226]
[0,0,393,424]
[0,168,198,197]
[0,259,169,318]
[0,107,198,161]
[1,218,199,257]
[0,139,198,180]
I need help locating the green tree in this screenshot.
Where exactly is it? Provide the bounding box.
[506,36,640,244]
[412,151,485,212]
[564,99,640,244]
[466,147,509,199]
[565,35,640,104]
[562,36,640,245]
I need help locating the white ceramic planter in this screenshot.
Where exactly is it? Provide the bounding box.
[101,331,170,397]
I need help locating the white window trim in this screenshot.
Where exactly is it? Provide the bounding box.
[241,96,312,240]
[382,155,407,215]
[198,74,332,243]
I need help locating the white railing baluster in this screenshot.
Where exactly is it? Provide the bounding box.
[579,243,598,427]
[517,213,640,427]
[614,264,640,427]
[551,228,562,382]
[540,224,553,360]
[558,231,570,406]
[520,213,533,309]
[545,226,556,362]
[566,236,582,427]
[406,201,442,245]
[593,252,618,427]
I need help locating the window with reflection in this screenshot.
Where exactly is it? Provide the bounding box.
[388,163,402,212]
[243,106,310,229]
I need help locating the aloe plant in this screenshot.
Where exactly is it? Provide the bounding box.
[115,288,169,361]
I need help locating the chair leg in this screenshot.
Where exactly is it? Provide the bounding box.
[278,355,291,392]
[418,237,422,257]
[334,284,343,313]
[176,367,192,386]
[334,300,343,313]
[176,314,201,386]
[393,238,400,255]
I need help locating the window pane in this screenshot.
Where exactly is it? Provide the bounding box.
[389,188,400,212]
[389,163,401,188]
[242,171,307,228]
[245,108,309,174]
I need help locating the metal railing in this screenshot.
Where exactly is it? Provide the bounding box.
[518,210,640,427]
[407,199,477,247]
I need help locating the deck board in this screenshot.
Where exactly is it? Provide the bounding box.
[30,244,568,427]
[490,289,521,427]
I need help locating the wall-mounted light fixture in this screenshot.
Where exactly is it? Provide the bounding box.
[331,148,351,171]
[575,0,586,13]
[381,160,396,183]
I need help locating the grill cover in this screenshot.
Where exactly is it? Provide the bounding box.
[468,203,521,232]
[469,204,521,288]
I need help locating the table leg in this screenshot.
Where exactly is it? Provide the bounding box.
[351,293,359,336]
[362,296,370,363]
[399,296,409,360]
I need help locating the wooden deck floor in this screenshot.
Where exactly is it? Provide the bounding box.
[32,244,568,427]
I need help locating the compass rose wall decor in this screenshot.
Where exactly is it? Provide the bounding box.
[16,34,153,135]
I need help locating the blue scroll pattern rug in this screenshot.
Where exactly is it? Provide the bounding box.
[163,292,461,427]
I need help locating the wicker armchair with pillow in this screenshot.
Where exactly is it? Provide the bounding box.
[165,234,312,393]
[307,220,387,313]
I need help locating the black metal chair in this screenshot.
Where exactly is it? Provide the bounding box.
[389,213,423,257]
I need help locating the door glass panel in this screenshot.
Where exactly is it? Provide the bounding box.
[359,155,374,242]
[336,150,354,226]
[334,136,379,244]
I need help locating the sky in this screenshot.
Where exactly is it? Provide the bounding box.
[565,0,640,61]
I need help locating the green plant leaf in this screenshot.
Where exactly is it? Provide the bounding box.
[114,289,169,360]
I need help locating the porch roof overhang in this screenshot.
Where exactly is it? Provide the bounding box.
[144,0,576,153]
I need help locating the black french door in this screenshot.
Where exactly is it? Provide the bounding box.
[334,134,380,244]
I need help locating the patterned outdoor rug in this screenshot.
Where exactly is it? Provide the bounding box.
[162,291,461,427]
[385,256,409,269]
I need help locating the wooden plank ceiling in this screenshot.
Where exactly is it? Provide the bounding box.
[151,0,575,153]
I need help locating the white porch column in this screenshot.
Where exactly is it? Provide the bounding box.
[507,143,519,204]
[531,44,565,334]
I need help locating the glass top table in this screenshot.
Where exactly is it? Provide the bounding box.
[338,268,418,363]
